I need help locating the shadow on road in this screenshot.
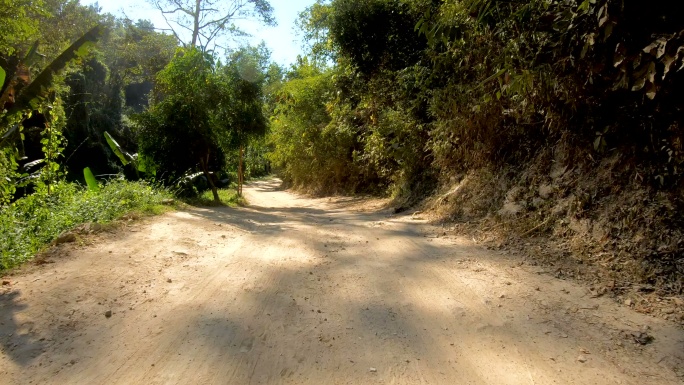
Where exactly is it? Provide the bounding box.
[0,290,45,366]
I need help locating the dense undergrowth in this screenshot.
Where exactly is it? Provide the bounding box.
[0,180,173,270]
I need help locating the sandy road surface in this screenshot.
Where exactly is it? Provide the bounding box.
[1,178,683,384]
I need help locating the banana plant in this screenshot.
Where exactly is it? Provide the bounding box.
[104,131,154,175]
[0,25,105,148]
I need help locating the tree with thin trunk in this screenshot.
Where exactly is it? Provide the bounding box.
[214,45,269,196]
[136,47,225,202]
[149,0,275,50]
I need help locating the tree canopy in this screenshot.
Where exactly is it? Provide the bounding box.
[135,45,269,200]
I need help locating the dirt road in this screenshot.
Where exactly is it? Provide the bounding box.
[1,179,683,384]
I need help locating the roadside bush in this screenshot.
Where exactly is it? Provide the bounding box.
[0,179,172,269]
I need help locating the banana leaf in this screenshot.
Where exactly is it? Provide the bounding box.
[104,131,132,166]
[1,25,105,146]
[11,25,104,112]
[83,167,100,192]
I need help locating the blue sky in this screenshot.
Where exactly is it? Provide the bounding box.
[81,0,317,66]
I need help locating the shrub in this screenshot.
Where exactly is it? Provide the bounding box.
[0,179,172,269]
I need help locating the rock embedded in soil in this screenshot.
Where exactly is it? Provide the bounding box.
[54,232,76,245]
[631,332,654,345]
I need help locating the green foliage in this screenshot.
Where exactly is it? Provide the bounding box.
[136,47,223,187]
[326,0,428,76]
[0,24,104,204]
[278,0,684,199]
[416,0,684,183]
[1,25,105,126]
[34,0,102,60]
[216,44,270,148]
[38,97,67,192]
[0,0,46,55]
[296,1,334,66]
[271,1,436,196]
[269,63,358,192]
[62,19,178,182]
[242,137,271,178]
[83,167,99,192]
[107,19,178,85]
[136,45,270,199]
[104,131,132,166]
[0,179,172,270]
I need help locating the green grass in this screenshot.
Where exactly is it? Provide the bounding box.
[0,179,174,270]
[183,188,244,207]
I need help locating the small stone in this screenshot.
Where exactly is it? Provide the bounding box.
[624,299,632,306]
[167,278,172,283]
[104,310,112,318]
[161,198,175,205]
[2,280,10,286]
[577,355,587,363]
[369,367,377,373]
[499,294,506,299]
[631,332,654,345]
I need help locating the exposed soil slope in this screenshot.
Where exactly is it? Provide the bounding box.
[1,179,682,384]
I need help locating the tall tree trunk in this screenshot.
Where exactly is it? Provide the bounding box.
[238,144,244,197]
[191,0,201,47]
[200,152,219,202]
